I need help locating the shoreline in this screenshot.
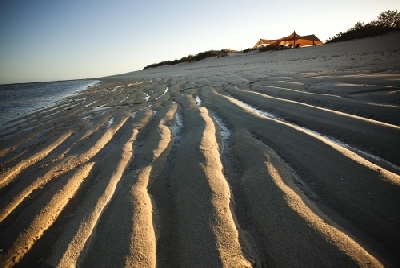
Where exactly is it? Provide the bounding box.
[0,79,100,128]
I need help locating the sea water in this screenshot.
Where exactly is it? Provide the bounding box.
[0,79,99,127]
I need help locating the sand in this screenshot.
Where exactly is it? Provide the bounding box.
[0,32,400,267]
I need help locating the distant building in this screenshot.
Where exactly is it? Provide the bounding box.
[253,31,323,49]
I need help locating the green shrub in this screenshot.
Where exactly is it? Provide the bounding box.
[326,10,400,44]
[242,48,255,53]
[143,49,236,69]
[258,45,278,52]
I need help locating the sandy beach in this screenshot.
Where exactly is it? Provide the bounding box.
[0,32,400,267]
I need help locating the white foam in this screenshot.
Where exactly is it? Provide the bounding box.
[120,94,130,104]
[195,95,202,106]
[172,111,183,134]
[107,117,114,128]
[92,106,111,112]
[85,100,98,108]
[211,113,230,153]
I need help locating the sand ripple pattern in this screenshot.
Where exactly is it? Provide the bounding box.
[1,35,400,267]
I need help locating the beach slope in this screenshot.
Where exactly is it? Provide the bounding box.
[1,32,400,267]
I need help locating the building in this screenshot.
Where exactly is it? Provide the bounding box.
[253,31,323,49]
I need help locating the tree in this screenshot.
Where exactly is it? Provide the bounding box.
[376,10,400,29]
[326,10,400,44]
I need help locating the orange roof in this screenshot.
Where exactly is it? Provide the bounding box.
[253,31,323,49]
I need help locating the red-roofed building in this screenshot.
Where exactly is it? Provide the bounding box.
[253,31,324,49]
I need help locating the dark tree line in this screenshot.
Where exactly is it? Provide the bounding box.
[143,49,236,70]
[326,10,400,43]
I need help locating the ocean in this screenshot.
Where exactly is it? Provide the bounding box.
[0,79,100,127]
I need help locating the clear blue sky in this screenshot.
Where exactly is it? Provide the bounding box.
[0,0,399,84]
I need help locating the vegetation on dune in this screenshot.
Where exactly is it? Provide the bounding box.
[143,45,278,70]
[143,10,399,70]
[326,10,400,43]
[258,45,279,52]
[242,48,255,53]
[143,49,237,70]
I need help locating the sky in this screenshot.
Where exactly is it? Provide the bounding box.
[0,0,399,84]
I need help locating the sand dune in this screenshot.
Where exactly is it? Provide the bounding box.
[1,32,400,267]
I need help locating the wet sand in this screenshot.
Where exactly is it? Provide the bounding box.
[0,32,400,267]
